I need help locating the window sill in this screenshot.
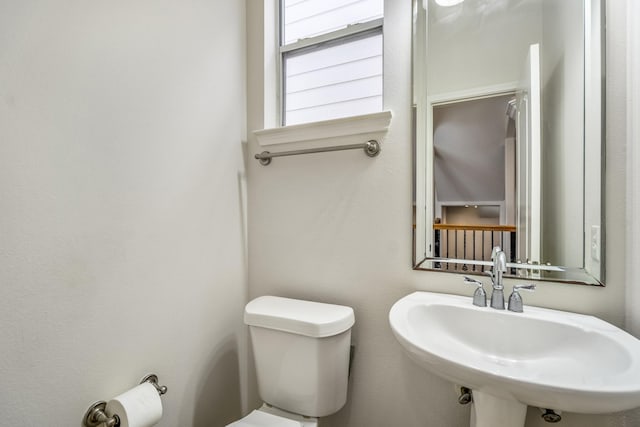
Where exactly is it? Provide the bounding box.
[253,111,392,147]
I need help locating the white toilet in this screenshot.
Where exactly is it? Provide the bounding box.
[227,296,355,427]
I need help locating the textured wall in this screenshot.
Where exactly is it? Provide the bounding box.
[540,0,585,268]
[626,0,640,341]
[247,0,639,426]
[426,0,542,96]
[0,1,249,426]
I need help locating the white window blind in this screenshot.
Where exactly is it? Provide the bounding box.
[280,0,384,126]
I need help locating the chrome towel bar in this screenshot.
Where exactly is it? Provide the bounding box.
[255,139,380,166]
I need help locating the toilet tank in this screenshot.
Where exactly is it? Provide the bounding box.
[244,296,355,418]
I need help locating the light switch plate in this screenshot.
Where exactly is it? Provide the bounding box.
[591,225,601,262]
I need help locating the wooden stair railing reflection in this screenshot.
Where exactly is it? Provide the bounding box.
[433,224,517,272]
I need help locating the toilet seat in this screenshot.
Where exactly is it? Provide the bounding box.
[226,409,303,427]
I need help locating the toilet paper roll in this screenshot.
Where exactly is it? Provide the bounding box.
[105,382,163,427]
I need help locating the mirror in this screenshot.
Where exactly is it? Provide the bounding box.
[412,0,605,285]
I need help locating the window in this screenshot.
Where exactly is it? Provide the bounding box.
[280,0,384,126]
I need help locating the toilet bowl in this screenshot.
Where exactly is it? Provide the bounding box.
[226,296,355,427]
[227,404,318,427]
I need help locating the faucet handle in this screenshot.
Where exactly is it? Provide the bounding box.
[463,276,487,307]
[464,276,482,286]
[508,284,536,312]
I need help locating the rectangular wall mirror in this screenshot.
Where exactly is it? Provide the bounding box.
[412,0,605,285]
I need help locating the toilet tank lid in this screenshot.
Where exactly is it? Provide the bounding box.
[244,296,355,338]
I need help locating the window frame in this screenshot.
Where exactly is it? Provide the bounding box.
[278,1,384,126]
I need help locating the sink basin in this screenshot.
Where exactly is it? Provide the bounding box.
[389,292,640,425]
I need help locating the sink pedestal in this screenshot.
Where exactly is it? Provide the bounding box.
[470,391,527,427]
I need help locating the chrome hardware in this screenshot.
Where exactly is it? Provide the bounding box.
[458,387,473,405]
[255,140,380,166]
[541,409,562,423]
[508,284,536,313]
[82,374,167,427]
[83,401,120,427]
[463,276,487,307]
[363,140,381,157]
[490,289,505,310]
[140,374,168,395]
[489,246,507,310]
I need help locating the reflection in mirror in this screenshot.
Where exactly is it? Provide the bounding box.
[412,0,604,285]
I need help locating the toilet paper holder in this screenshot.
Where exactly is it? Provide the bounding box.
[82,374,167,427]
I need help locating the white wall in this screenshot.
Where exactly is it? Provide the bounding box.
[626,0,640,338]
[0,1,248,426]
[247,0,639,426]
[426,0,542,96]
[540,0,585,268]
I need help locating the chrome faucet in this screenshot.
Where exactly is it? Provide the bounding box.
[487,246,507,310]
[508,284,536,312]
[463,276,487,307]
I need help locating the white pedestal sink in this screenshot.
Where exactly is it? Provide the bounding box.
[389,292,640,427]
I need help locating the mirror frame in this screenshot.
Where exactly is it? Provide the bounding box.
[411,0,606,286]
